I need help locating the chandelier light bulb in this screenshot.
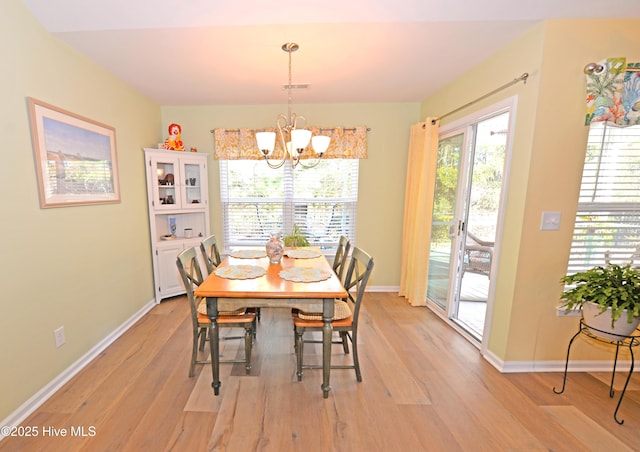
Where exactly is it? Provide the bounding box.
[256,131,276,156]
[291,129,312,154]
[312,135,330,156]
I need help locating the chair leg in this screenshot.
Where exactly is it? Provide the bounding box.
[340,331,350,354]
[295,328,304,381]
[190,327,199,378]
[198,327,207,352]
[352,327,362,382]
[244,326,253,375]
[293,326,298,354]
[292,309,298,350]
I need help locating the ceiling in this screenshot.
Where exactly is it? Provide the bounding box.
[21,0,640,106]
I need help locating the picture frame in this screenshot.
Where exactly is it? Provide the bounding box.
[28,97,121,208]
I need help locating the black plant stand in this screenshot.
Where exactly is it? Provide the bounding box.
[553,318,640,425]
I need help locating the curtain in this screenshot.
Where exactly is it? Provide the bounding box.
[399,119,439,307]
[213,126,368,160]
[585,57,640,126]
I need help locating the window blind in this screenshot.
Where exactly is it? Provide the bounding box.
[220,159,358,250]
[567,122,640,273]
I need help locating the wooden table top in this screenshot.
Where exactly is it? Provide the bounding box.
[195,249,347,300]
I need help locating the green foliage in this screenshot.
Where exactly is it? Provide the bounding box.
[431,152,459,245]
[560,264,640,325]
[430,139,505,247]
[283,224,309,247]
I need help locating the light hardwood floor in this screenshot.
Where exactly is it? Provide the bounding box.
[2,293,640,451]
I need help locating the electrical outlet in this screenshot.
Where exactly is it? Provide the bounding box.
[54,326,65,348]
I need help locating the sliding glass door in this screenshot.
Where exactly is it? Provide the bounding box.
[426,133,465,310]
[426,103,513,341]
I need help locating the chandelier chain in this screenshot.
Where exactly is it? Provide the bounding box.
[286,43,294,127]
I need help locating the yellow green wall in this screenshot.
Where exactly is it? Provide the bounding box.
[160,103,420,287]
[421,19,640,364]
[510,19,640,364]
[0,0,160,420]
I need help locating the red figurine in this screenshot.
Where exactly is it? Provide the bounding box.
[163,123,184,150]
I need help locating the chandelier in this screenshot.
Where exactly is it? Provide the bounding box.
[255,42,330,169]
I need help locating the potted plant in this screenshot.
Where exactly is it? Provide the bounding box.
[560,263,640,340]
[283,224,309,247]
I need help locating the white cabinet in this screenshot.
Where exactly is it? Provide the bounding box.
[144,148,211,302]
[156,241,184,296]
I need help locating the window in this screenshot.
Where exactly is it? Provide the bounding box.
[220,159,358,250]
[567,122,640,273]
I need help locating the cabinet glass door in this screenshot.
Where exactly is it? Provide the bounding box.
[151,156,179,209]
[180,159,205,209]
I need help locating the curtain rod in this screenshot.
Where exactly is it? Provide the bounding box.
[430,73,529,126]
[210,127,371,133]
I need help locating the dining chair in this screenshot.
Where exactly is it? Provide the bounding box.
[293,246,374,382]
[200,234,222,274]
[332,235,351,282]
[331,235,352,349]
[176,246,256,377]
[200,234,261,321]
[290,235,350,342]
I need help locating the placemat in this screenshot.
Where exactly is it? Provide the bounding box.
[214,265,266,279]
[279,267,332,283]
[229,249,267,259]
[285,249,322,259]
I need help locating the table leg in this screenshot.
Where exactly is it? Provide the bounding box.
[206,297,221,396]
[322,297,334,398]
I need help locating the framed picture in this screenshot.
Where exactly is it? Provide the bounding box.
[28,97,120,208]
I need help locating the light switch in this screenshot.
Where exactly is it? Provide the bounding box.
[540,211,561,231]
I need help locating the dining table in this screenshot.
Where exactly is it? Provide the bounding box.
[194,247,348,398]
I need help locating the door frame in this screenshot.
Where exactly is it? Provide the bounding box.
[426,95,518,352]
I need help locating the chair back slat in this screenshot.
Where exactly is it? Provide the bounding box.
[200,235,222,274]
[332,235,351,282]
[342,246,374,324]
[177,247,205,322]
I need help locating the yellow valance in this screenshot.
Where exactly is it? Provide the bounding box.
[213,126,368,160]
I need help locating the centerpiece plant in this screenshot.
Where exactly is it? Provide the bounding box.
[283,224,309,247]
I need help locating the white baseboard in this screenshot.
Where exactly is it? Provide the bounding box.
[367,285,400,293]
[0,298,156,440]
[483,349,636,373]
